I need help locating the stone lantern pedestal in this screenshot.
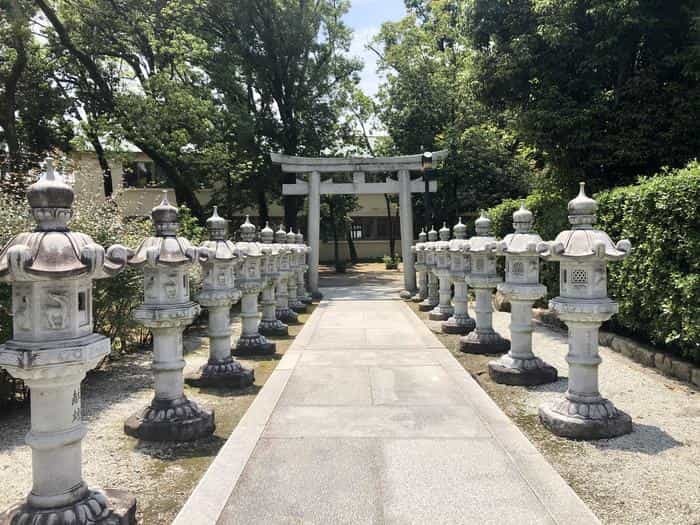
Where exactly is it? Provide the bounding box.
[412,229,428,303]
[442,219,475,335]
[287,229,307,314]
[429,223,454,321]
[418,227,439,312]
[489,204,557,385]
[125,195,214,442]
[258,223,289,336]
[0,159,136,524]
[538,183,632,440]
[460,212,510,354]
[233,218,276,356]
[274,225,299,324]
[185,208,254,389]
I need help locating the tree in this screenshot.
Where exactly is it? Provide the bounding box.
[204,0,363,227]
[320,193,359,271]
[373,1,531,226]
[36,0,240,216]
[0,1,72,192]
[464,0,700,191]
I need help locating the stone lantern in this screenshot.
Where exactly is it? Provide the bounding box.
[287,228,307,314]
[185,207,254,388]
[418,226,439,312]
[258,222,289,336]
[442,218,476,334]
[489,203,557,385]
[233,217,276,355]
[412,228,429,303]
[0,159,137,524]
[460,212,510,354]
[274,224,298,324]
[538,183,632,439]
[429,223,454,321]
[295,230,312,305]
[125,194,214,441]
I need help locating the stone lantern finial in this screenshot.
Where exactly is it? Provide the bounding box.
[27,156,75,231]
[453,217,467,239]
[475,210,491,236]
[260,221,274,244]
[151,191,179,237]
[568,182,597,228]
[427,225,438,242]
[418,227,427,243]
[275,223,287,244]
[513,201,534,234]
[239,215,256,241]
[206,206,228,241]
[287,227,297,244]
[439,222,450,241]
[295,229,304,244]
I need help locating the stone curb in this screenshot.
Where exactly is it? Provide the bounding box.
[532,309,700,389]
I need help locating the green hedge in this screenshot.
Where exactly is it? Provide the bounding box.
[596,163,700,364]
[486,162,700,364]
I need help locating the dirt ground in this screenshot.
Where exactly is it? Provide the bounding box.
[0,304,316,525]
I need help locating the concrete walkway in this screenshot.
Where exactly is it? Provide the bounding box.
[175,285,598,525]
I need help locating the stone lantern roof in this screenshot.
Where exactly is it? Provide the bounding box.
[295,229,304,244]
[541,183,631,261]
[128,193,198,267]
[239,215,256,241]
[0,158,129,280]
[235,217,262,257]
[438,222,450,241]
[474,210,491,237]
[286,228,297,245]
[201,207,239,262]
[418,228,427,243]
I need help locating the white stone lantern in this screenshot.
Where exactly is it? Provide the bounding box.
[185,207,254,388]
[412,228,429,303]
[258,222,289,336]
[233,217,276,355]
[460,212,510,354]
[0,160,137,524]
[287,228,307,314]
[489,203,557,385]
[538,183,632,439]
[442,218,476,334]
[418,227,439,312]
[295,230,312,305]
[125,194,214,441]
[429,223,454,321]
[274,225,298,324]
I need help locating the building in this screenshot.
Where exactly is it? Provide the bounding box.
[69,151,404,263]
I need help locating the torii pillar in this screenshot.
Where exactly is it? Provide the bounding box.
[271,151,447,299]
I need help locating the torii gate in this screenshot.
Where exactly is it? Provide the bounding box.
[271,151,448,298]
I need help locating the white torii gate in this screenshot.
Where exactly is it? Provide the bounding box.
[271,151,448,298]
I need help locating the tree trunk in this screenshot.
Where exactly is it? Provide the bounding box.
[2,12,28,173]
[86,128,113,197]
[257,187,269,225]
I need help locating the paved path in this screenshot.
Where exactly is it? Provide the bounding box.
[175,285,598,525]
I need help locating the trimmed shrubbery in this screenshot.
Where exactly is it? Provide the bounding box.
[486,162,700,364]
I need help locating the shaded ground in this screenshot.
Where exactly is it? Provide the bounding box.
[318,262,404,288]
[408,302,700,525]
[0,304,316,525]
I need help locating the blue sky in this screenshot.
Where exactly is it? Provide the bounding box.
[344,0,407,97]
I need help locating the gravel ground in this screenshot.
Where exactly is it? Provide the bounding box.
[0,304,316,525]
[410,302,700,525]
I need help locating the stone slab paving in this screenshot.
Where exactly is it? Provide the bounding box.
[174,286,599,525]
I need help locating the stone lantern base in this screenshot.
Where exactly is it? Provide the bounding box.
[185,357,254,389]
[290,301,307,314]
[259,318,289,337]
[488,356,557,386]
[418,301,437,312]
[276,308,299,324]
[124,396,215,442]
[539,397,632,440]
[441,315,475,335]
[428,305,453,321]
[1,489,137,525]
[233,334,276,356]
[459,330,510,354]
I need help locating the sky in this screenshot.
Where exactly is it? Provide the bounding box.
[343,0,408,98]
